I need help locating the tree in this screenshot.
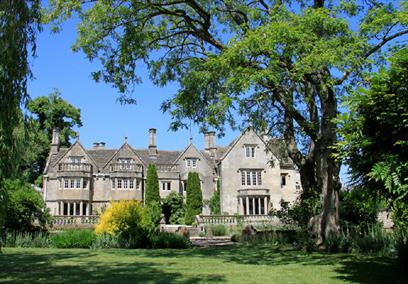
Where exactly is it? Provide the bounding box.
[47,0,408,242]
[4,179,51,234]
[145,164,160,206]
[162,192,185,224]
[185,172,202,225]
[209,179,221,215]
[337,49,408,229]
[23,90,82,184]
[0,0,41,251]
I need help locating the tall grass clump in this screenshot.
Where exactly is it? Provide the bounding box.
[50,229,96,248]
[5,232,50,248]
[210,224,227,236]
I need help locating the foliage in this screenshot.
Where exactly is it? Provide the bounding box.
[90,233,120,249]
[0,0,41,250]
[337,49,408,230]
[4,232,50,248]
[394,228,408,265]
[50,229,96,249]
[22,90,82,184]
[185,172,202,225]
[209,179,221,215]
[46,0,408,241]
[339,187,382,231]
[162,192,185,224]
[145,164,160,206]
[210,224,227,236]
[149,232,191,249]
[94,200,161,248]
[3,179,51,233]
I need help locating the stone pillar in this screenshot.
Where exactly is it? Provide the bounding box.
[73,202,77,216]
[60,201,63,215]
[252,198,255,215]
[81,178,83,189]
[239,198,243,215]
[245,197,249,216]
[80,201,83,216]
[86,202,90,216]
[67,202,71,216]
[258,198,261,215]
[264,197,268,215]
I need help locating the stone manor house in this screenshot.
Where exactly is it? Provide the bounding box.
[43,127,301,217]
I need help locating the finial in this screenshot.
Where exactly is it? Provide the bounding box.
[125,136,128,143]
[75,131,80,141]
[189,134,193,144]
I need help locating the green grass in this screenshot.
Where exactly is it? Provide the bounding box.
[0,244,404,283]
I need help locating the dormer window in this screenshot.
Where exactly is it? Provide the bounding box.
[186,158,198,168]
[245,145,256,158]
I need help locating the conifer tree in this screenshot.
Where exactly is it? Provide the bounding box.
[185,172,202,225]
[145,164,160,206]
[209,179,221,215]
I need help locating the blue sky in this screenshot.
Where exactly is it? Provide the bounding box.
[27,18,241,151]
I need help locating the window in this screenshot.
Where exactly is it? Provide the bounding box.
[117,179,122,189]
[70,179,75,188]
[245,145,256,158]
[111,179,115,189]
[76,179,81,189]
[295,182,301,190]
[241,196,268,215]
[123,179,128,189]
[118,158,133,169]
[161,181,171,191]
[241,170,263,186]
[64,179,69,188]
[83,179,88,190]
[186,158,198,168]
[281,174,287,187]
[69,156,81,164]
[129,179,134,189]
[136,179,140,189]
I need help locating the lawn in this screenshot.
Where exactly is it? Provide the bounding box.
[0,244,404,283]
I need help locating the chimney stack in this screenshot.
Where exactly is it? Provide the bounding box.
[148,128,157,157]
[50,128,60,154]
[204,131,216,158]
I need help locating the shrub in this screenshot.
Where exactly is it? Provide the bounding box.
[94,200,158,248]
[394,228,408,265]
[4,179,51,233]
[340,187,381,231]
[230,233,240,242]
[150,232,191,249]
[210,224,227,236]
[50,229,96,248]
[185,172,202,225]
[162,192,184,224]
[145,164,160,206]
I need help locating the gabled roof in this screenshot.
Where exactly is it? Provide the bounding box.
[53,140,98,168]
[218,126,281,163]
[101,142,145,168]
[88,149,117,168]
[173,142,213,168]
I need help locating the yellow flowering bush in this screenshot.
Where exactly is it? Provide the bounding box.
[95,200,149,236]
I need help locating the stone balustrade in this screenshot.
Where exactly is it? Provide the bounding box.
[198,215,280,226]
[156,164,179,172]
[58,163,92,172]
[110,163,143,172]
[51,215,100,228]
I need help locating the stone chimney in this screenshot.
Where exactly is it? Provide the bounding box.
[50,128,60,154]
[93,142,100,149]
[99,142,106,148]
[204,131,216,158]
[148,128,157,157]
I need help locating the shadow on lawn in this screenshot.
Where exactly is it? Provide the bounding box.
[131,244,405,283]
[0,245,404,283]
[0,250,224,283]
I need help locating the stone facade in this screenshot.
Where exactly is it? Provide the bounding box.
[43,127,301,216]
